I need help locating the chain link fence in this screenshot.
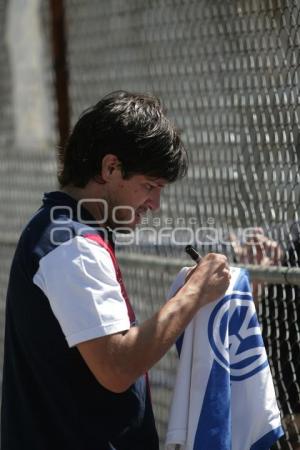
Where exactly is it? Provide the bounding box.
[1,0,300,448]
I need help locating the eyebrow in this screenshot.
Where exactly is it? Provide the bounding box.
[149,182,166,189]
[146,178,167,188]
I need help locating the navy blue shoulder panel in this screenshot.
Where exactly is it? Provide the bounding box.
[16,191,107,281]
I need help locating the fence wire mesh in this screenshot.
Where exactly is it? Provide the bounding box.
[1,0,300,448]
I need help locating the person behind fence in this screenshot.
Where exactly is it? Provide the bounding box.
[1,90,231,450]
[231,227,300,449]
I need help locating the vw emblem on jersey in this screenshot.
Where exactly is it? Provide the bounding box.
[208,293,268,381]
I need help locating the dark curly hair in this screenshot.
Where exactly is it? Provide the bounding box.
[58,90,188,187]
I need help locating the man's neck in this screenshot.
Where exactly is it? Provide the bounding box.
[61,184,107,223]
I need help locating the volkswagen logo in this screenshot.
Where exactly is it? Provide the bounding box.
[208,292,268,381]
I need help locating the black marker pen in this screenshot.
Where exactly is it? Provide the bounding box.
[185,245,202,263]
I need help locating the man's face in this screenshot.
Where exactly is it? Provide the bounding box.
[104,172,167,230]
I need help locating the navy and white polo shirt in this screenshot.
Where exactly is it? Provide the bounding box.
[1,191,158,450]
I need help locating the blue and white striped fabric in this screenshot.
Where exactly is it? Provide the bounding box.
[165,266,284,450]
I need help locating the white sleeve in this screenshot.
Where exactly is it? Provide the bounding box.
[33,235,130,347]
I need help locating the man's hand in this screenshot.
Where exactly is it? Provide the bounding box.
[230,227,282,267]
[229,228,283,303]
[183,253,231,307]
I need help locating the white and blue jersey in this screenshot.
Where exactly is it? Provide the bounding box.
[166,266,284,450]
[1,191,158,450]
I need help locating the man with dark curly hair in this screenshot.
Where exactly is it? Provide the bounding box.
[1,91,230,450]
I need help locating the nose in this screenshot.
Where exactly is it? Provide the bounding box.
[148,189,161,211]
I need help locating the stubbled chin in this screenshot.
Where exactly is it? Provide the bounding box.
[115,228,133,234]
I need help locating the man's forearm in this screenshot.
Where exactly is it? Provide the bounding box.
[109,286,200,390]
[77,253,230,393]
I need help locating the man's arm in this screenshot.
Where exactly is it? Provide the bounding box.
[77,253,230,393]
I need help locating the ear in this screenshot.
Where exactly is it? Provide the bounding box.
[100,154,121,182]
